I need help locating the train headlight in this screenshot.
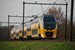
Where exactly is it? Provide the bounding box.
[49,26,50,28]
[45,29,47,31]
[52,30,54,31]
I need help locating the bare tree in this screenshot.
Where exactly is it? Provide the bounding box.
[47,6,64,24]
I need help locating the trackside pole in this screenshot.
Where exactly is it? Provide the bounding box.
[23,1,25,38]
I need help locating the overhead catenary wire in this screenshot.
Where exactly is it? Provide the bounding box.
[24,0,68,17]
[36,0,68,16]
[0,22,22,24]
[55,0,70,4]
[36,2,56,16]
[8,15,36,18]
[23,1,67,24]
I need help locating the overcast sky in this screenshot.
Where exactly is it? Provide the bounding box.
[0,0,75,26]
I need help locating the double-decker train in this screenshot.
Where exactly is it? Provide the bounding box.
[10,14,57,40]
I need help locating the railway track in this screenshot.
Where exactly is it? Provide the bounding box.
[11,38,65,42]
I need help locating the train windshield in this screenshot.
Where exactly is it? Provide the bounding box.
[43,15,56,30]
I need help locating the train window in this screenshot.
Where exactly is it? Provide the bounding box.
[16,33,19,37]
[27,29,31,31]
[32,29,38,35]
[23,32,26,36]
[19,30,22,33]
[27,23,31,31]
[43,15,56,29]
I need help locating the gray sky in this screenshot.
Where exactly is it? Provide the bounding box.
[0,0,54,22]
[0,0,75,26]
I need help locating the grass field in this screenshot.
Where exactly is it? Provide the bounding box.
[0,41,75,50]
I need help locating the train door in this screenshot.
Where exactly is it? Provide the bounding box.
[15,29,19,39]
[23,26,27,38]
[31,19,39,38]
[26,22,32,38]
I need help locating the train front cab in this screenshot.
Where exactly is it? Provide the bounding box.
[40,24,57,38]
[43,26,57,38]
[40,15,57,39]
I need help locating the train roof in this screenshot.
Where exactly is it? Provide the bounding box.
[11,14,55,33]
